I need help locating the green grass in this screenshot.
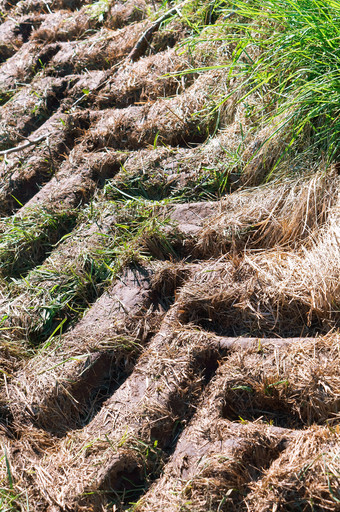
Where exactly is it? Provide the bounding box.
[0,449,24,512]
[0,490,21,512]
[0,207,78,278]
[181,0,340,175]
[104,162,236,202]
[86,0,109,22]
[0,90,15,106]
[6,198,179,344]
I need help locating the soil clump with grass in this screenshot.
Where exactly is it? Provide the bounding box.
[0,0,340,510]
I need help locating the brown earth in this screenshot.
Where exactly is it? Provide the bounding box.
[0,1,339,511]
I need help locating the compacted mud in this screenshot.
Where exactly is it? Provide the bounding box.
[0,0,340,510]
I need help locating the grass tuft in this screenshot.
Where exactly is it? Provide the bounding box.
[183,0,340,176]
[0,207,78,278]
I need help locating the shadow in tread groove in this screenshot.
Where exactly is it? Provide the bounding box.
[79,344,227,511]
[20,265,187,437]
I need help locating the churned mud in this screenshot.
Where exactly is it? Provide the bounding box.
[0,0,339,511]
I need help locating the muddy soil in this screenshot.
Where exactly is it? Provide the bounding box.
[0,1,339,511]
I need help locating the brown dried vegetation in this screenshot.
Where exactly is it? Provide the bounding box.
[0,0,339,511]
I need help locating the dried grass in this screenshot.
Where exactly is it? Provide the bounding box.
[47,23,146,76]
[135,334,340,511]
[0,75,70,150]
[1,1,340,510]
[2,328,222,509]
[220,334,340,427]
[7,266,156,433]
[30,0,147,44]
[0,110,91,215]
[95,48,188,109]
[246,427,340,511]
[87,69,222,151]
[174,174,340,336]
[194,170,339,257]
[106,0,149,30]
[30,10,93,42]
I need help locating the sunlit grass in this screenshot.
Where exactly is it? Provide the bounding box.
[183,0,340,174]
[4,198,179,345]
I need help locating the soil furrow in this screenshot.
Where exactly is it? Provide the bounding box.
[21,147,125,212]
[30,0,152,43]
[45,23,146,77]
[0,76,74,150]
[85,72,220,151]
[79,48,188,110]
[0,15,43,63]
[0,41,61,95]
[175,258,335,336]
[131,335,340,511]
[0,199,182,342]
[136,420,291,512]
[7,266,161,434]
[0,110,93,214]
[26,325,227,510]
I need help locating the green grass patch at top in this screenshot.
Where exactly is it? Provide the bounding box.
[182,0,340,175]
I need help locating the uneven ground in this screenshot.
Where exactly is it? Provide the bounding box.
[0,0,339,510]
